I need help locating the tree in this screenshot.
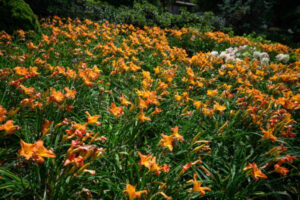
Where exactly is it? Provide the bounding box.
[0,0,41,34]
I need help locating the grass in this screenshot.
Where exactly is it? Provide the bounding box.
[0,17,299,199]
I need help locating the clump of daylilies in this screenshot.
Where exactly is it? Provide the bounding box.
[62,112,106,175]
[138,152,170,175]
[0,105,20,135]
[243,163,267,180]
[17,109,106,177]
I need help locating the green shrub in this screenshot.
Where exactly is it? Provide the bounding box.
[194,0,300,46]
[0,0,41,34]
[21,0,225,35]
[96,0,133,7]
[112,1,223,31]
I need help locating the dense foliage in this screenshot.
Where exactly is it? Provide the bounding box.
[0,17,299,199]
[0,0,41,34]
[194,0,300,46]
[24,0,223,31]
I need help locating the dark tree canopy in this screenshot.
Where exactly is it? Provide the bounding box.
[0,0,41,34]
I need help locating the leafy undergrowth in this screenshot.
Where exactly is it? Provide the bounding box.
[0,17,299,200]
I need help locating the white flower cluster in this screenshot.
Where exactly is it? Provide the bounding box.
[276,54,289,63]
[253,51,270,65]
[210,45,270,65]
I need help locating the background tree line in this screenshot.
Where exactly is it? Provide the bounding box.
[1,0,299,46]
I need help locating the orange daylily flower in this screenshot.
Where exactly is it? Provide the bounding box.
[261,127,277,142]
[123,184,147,200]
[159,134,174,151]
[161,164,170,173]
[64,154,85,167]
[119,93,132,107]
[149,156,163,174]
[202,106,215,117]
[72,122,87,133]
[14,66,28,76]
[138,152,152,169]
[154,66,160,74]
[19,139,56,163]
[145,91,160,106]
[218,69,226,75]
[17,29,25,39]
[181,161,193,174]
[65,122,87,137]
[193,100,203,110]
[18,85,35,96]
[0,120,20,135]
[0,105,7,122]
[42,34,50,44]
[277,154,297,165]
[49,88,65,103]
[196,81,204,87]
[213,102,226,113]
[243,162,267,180]
[207,89,218,97]
[187,173,211,196]
[109,103,124,117]
[274,164,289,176]
[34,57,46,65]
[180,158,203,175]
[51,66,66,76]
[182,92,192,102]
[85,49,93,57]
[29,66,40,76]
[27,42,38,50]
[138,152,169,175]
[66,67,77,79]
[171,126,184,142]
[85,111,101,126]
[138,98,148,109]
[138,109,151,123]
[151,107,162,115]
[174,93,182,102]
[19,140,34,160]
[33,141,56,160]
[157,81,168,91]
[64,87,77,99]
